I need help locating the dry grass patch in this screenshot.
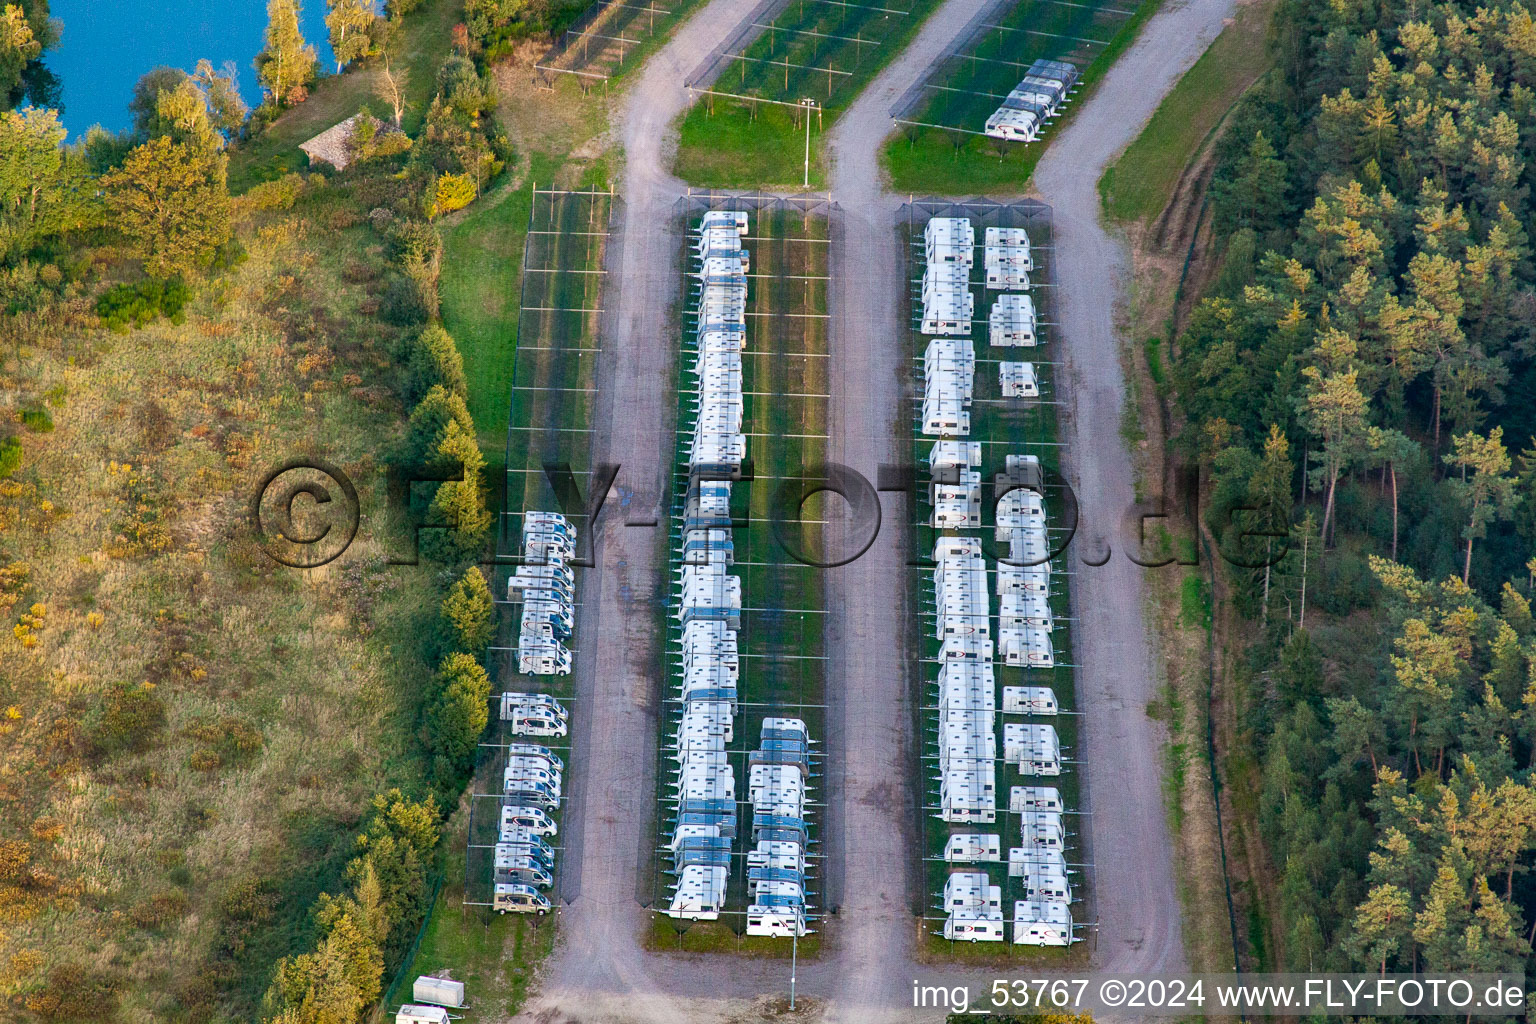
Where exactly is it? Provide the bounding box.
[0,187,442,1022]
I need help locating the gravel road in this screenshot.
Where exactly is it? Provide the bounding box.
[1029,0,1237,976]
[515,0,1237,1018]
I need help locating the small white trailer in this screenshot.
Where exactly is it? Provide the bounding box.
[999,624,1054,668]
[943,871,1002,911]
[996,563,1052,597]
[666,864,728,920]
[944,908,1006,942]
[1004,722,1062,775]
[929,439,982,469]
[939,767,998,823]
[1002,685,1059,715]
[920,288,975,336]
[1009,846,1068,877]
[924,217,975,266]
[999,361,1039,398]
[1009,785,1064,814]
[1020,864,1073,903]
[989,292,1038,347]
[937,636,995,666]
[1019,811,1066,851]
[944,833,1003,863]
[1000,591,1054,631]
[1013,899,1074,946]
[700,210,748,234]
[411,975,465,1008]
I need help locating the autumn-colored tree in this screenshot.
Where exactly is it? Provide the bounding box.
[1347,883,1414,973]
[103,135,230,278]
[1389,617,1465,776]
[195,59,248,135]
[1444,427,1520,584]
[256,0,317,105]
[325,0,378,71]
[429,172,477,219]
[1297,330,1371,545]
[0,4,40,98]
[424,417,490,560]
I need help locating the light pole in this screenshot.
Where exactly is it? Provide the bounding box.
[790,929,798,1009]
[801,98,816,189]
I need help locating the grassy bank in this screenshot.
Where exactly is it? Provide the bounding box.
[1099,0,1275,222]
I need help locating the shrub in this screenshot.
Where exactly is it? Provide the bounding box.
[95,278,191,332]
[24,963,120,1021]
[0,436,20,478]
[242,172,306,212]
[129,889,190,928]
[91,681,165,754]
[430,173,476,218]
[20,407,53,432]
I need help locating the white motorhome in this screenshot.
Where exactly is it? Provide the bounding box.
[493,883,551,915]
[500,804,557,836]
[746,903,807,937]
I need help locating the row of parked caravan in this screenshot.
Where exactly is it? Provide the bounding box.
[983,58,1081,143]
[509,511,577,676]
[918,214,1076,946]
[665,210,751,925]
[745,718,815,937]
[493,511,576,916]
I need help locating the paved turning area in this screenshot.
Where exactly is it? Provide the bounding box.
[518,0,1237,1017]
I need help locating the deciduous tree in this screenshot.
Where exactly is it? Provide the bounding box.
[103,135,230,279]
[0,4,40,98]
[256,0,317,105]
[325,0,378,71]
[0,107,93,264]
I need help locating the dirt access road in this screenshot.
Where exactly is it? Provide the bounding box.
[515,0,1236,1019]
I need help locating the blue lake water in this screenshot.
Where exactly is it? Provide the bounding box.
[45,0,335,137]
